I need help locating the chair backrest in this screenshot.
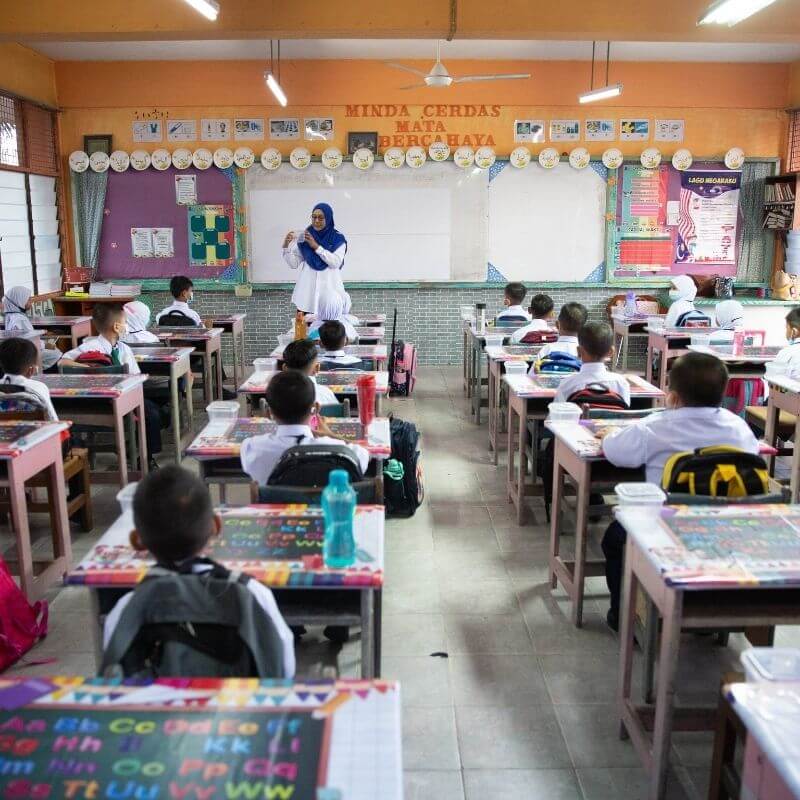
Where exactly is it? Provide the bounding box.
[267,443,364,488]
[60,363,128,374]
[0,385,46,419]
[158,310,199,327]
[318,359,368,372]
[258,481,377,505]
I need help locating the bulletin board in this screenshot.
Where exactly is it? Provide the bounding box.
[96,166,246,284]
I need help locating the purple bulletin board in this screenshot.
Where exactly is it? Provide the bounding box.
[96,166,242,282]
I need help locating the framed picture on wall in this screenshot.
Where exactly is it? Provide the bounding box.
[84,134,113,155]
[347,131,378,155]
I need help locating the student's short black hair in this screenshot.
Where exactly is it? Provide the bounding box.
[530,293,554,319]
[169,276,194,299]
[265,370,315,425]
[504,282,526,305]
[92,303,124,332]
[557,302,588,335]
[0,337,38,375]
[578,321,614,359]
[786,307,800,329]
[133,465,213,563]
[668,352,729,408]
[319,320,347,351]
[282,339,318,373]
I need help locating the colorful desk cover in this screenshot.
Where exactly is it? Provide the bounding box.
[0,420,69,458]
[689,344,782,363]
[485,344,544,362]
[41,374,147,397]
[211,313,247,324]
[239,370,389,396]
[67,504,385,588]
[503,372,663,400]
[0,676,401,800]
[271,344,388,361]
[28,315,91,327]
[132,346,195,363]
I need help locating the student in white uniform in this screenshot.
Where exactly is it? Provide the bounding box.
[771,307,800,374]
[510,293,555,343]
[0,338,58,420]
[711,299,745,344]
[342,292,361,326]
[2,286,61,371]
[528,302,587,374]
[495,282,532,323]
[598,352,759,630]
[307,291,358,342]
[554,322,631,406]
[318,321,366,370]
[103,466,295,678]
[282,339,338,406]
[282,202,347,315]
[664,274,700,328]
[156,276,203,326]
[241,371,368,486]
[122,301,161,344]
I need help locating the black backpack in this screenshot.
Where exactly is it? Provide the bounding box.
[674,309,712,328]
[567,383,630,413]
[267,443,364,487]
[384,417,424,517]
[159,309,199,327]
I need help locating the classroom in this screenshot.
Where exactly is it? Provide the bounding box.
[3,1,800,798]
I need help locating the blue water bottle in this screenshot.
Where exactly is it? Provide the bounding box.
[322,470,357,568]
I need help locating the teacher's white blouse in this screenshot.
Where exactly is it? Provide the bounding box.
[284,240,347,315]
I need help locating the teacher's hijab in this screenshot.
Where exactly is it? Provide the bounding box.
[298,203,347,272]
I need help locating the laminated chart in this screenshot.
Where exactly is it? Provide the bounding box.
[188,203,234,268]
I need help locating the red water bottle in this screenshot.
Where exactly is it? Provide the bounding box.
[357,374,376,428]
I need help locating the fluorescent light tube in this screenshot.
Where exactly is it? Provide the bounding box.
[265,72,288,107]
[578,83,623,104]
[183,0,220,21]
[698,0,778,25]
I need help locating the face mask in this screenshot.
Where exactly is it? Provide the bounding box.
[668,289,681,300]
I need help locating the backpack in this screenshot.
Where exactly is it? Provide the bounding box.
[268,443,364,487]
[390,341,418,396]
[384,417,423,517]
[567,383,629,413]
[674,309,712,328]
[0,556,48,672]
[520,329,558,345]
[535,352,582,374]
[0,384,48,416]
[75,350,113,367]
[494,315,529,326]
[661,446,770,497]
[100,558,286,679]
[159,309,198,327]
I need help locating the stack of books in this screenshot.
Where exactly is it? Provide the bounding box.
[88,282,142,297]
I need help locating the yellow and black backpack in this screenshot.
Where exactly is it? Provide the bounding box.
[661,445,769,498]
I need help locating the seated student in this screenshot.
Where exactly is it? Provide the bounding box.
[0,337,58,420]
[772,307,800,373]
[103,465,295,678]
[599,352,759,630]
[510,293,555,343]
[122,301,161,344]
[496,281,531,322]
[2,286,62,371]
[282,339,338,406]
[712,299,744,344]
[528,302,587,374]
[342,291,361,326]
[664,274,706,327]
[156,276,203,326]
[241,370,368,486]
[554,321,631,406]
[307,291,358,342]
[317,321,366,370]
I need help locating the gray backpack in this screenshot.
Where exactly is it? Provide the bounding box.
[100,559,286,679]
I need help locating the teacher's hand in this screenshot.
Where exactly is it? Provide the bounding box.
[283,231,296,248]
[303,231,320,251]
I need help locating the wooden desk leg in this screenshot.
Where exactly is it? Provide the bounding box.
[618,536,638,741]
[231,333,241,390]
[185,367,194,426]
[46,456,72,569]
[89,589,104,670]
[136,398,149,477]
[215,349,224,400]
[203,354,213,407]
[549,452,565,590]
[506,400,517,503]
[763,396,779,478]
[646,344,654,385]
[488,363,498,464]
[708,691,743,800]
[114,405,129,487]
[643,599,659,705]
[622,332,630,372]
[571,462,591,627]
[792,413,800,503]
[472,351,483,423]
[8,461,34,599]
[170,369,182,464]
[515,401,528,524]
[659,350,669,393]
[373,588,382,678]
[361,588,375,679]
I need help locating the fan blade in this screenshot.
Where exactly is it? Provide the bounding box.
[452,73,531,83]
[398,83,429,90]
[385,61,429,78]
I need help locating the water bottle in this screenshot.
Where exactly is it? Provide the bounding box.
[322,469,357,568]
[624,290,637,317]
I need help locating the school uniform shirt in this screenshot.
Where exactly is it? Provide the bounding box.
[311,376,338,406]
[103,562,296,679]
[156,300,202,326]
[602,406,760,485]
[772,339,800,373]
[240,423,370,486]
[509,318,549,343]
[664,299,696,328]
[496,305,532,322]
[0,374,58,420]
[554,362,631,406]
[284,240,347,316]
[318,349,364,367]
[63,335,140,375]
[527,336,579,375]
[122,329,161,345]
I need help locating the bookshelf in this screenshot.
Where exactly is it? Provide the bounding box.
[764,173,797,231]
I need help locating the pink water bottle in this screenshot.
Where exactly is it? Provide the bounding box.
[732,330,745,355]
[357,374,376,428]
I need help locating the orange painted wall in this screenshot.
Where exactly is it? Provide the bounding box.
[0,43,57,106]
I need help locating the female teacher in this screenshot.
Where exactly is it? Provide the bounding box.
[282,202,347,314]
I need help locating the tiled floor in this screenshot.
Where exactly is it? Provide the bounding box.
[5,365,800,799]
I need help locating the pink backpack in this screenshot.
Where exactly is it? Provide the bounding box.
[0,557,48,672]
[390,341,418,396]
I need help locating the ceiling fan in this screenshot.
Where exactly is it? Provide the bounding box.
[386,41,530,89]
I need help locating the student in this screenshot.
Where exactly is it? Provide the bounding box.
[0,337,58,420]
[528,302,587,373]
[2,286,61,371]
[664,275,699,328]
[156,276,203,326]
[317,321,366,370]
[341,291,361,326]
[772,307,800,373]
[554,321,631,406]
[241,370,368,486]
[103,465,295,678]
[510,293,555,343]
[599,352,759,630]
[282,339,338,406]
[496,281,531,322]
[122,301,160,344]
[307,291,358,342]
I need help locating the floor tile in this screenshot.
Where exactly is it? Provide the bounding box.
[440,580,519,615]
[463,769,582,800]
[576,766,698,800]
[383,655,453,707]
[449,654,549,706]
[554,704,642,767]
[404,770,465,800]
[443,613,533,654]
[382,614,447,657]
[404,707,461,770]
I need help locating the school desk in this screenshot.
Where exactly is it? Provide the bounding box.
[210,312,246,390]
[615,504,800,800]
[0,420,71,600]
[0,329,43,369]
[67,503,387,679]
[50,294,139,329]
[27,315,92,350]
[353,312,387,326]
[154,326,224,404]
[646,326,722,390]
[270,343,389,371]
[687,343,781,378]
[0,676,402,799]
[612,313,665,372]
[40,373,148,488]
[238,370,390,416]
[763,374,800,502]
[131,346,195,463]
[353,325,386,344]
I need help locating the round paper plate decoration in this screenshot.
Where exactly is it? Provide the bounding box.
[151,148,172,171]
[213,147,234,169]
[510,146,531,168]
[475,146,496,169]
[406,146,427,168]
[68,151,89,173]
[428,141,450,162]
[672,148,693,171]
[383,147,405,169]
[321,147,343,169]
[109,150,130,172]
[289,147,311,170]
[192,148,213,170]
[233,147,255,169]
[725,147,745,169]
[171,148,192,169]
[261,148,282,170]
[602,148,623,169]
[640,148,662,169]
[453,146,474,168]
[569,147,590,170]
[89,151,110,173]
[130,150,151,171]
[538,147,560,169]
[352,147,375,170]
